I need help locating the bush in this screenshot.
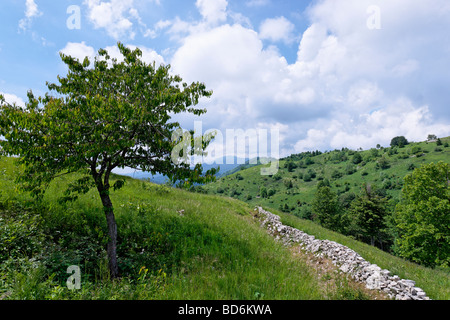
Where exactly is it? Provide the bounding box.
[303,172,312,182]
[331,170,343,179]
[304,157,314,165]
[410,146,422,156]
[260,186,268,198]
[376,156,390,169]
[345,164,356,175]
[0,207,46,264]
[283,178,294,189]
[352,153,363,164]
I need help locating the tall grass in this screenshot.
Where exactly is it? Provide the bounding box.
[0,157,330,300]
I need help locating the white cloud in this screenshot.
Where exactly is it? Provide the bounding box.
[195,0,228,25]
[24,0,40,18]
[60,42,96,63]
[295,100,450,153]
[168,0,450,157]
[83,0,136,39]
[55,0,450,158]
[0,92,26,108]
[259,16,296,44]
[18,0,42,31]
[285,0,450,152]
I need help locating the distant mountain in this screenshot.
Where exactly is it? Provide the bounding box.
[218,156,278,177]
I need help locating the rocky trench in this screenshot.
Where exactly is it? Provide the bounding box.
[255,206,430,300]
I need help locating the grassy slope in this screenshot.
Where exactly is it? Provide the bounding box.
[0,156,370,300]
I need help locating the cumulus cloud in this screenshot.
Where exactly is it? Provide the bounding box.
[259,16,296,44]
[167,0,450,158]
[103,44,165,66]
[195,0,228,25]
[60,41,96,63]
[55,0,450,159]
[83,0,162,39]
[288,0,450,151]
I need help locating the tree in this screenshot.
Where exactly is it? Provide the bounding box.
[312,186,342,232]
[390,136,409,148]
[394,162,450,268]
[347,184,388,247]
[285,160,297,172]
[352,152,363,164]
[260,186,268,198]
[0,43,216,278]
[268,188,276,197]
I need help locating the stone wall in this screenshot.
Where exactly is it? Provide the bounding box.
[256,206,430,300]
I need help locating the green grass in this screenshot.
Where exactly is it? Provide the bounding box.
[0,156,337,300]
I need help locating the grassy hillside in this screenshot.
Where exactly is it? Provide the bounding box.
[0,156,384,300]
[203,136,450,218]
[0,150,448,300]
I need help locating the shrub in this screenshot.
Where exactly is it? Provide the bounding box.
[331,170,343,179]
[352,153,363,164]
[376,156,390,169]
[283,178,294,189]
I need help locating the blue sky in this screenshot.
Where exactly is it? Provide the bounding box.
[1,0,450,160]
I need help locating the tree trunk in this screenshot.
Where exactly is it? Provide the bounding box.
[99,190,119,279]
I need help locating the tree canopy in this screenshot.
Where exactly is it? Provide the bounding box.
[390,136,409,148]
[394,162,450,268]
